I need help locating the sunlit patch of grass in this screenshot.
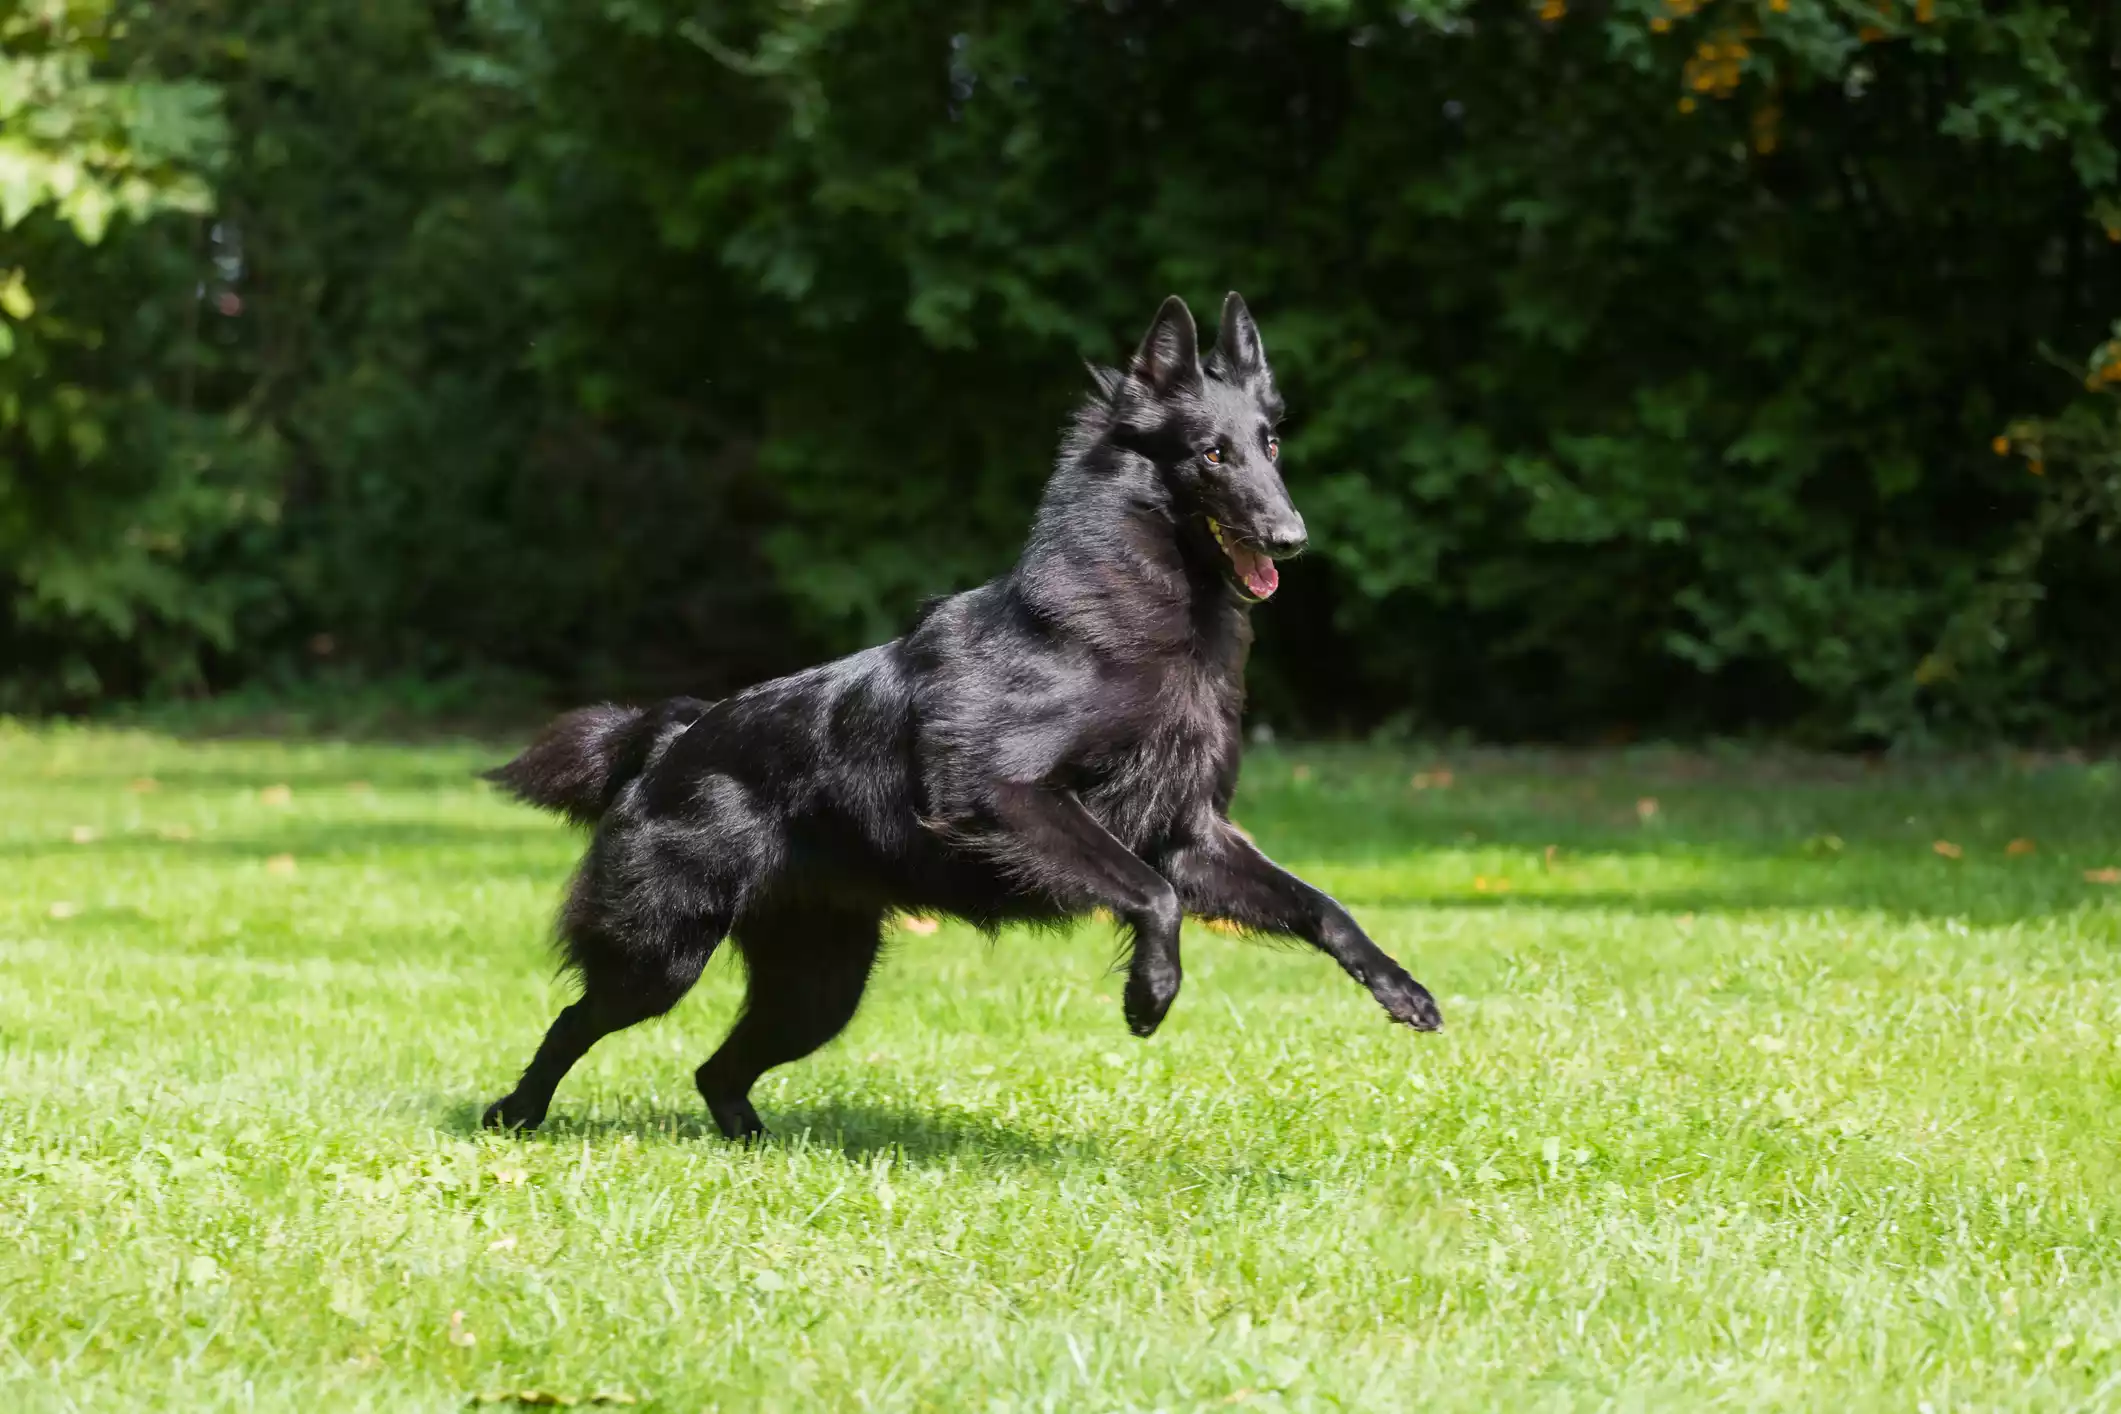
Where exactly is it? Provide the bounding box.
[3,723,2118,1409]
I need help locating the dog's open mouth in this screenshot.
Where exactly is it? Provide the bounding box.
[1207,518,1279,601]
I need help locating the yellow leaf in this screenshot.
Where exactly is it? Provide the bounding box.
[1932,840,1963,860]
[0,270,33,321]
[2005,838,2036,857]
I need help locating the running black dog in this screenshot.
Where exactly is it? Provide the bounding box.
[482,293,1441,1139]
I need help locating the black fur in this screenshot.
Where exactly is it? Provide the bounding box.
[481,293,1442,1141]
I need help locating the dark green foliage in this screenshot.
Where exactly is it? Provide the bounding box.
[3,0,2117,741]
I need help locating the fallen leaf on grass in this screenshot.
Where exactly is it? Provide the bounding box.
[1472,876,1511,894]
[2086,868,2121,885]
[69,825,98,844]
[487,1166,527,1187]
[898,915,939,936]
[1933,840,1964,859]
[1636,797,1659,822]
[259,783,293,806]
[447,1309,476,1347]
[2006,838,2037,857]
[1410,769,1454,790]
[486,1235,517,1252]
[1542,844,1558,870]
[346,780,374,794]
[266,854,297,876]
[1292,764,1313,783]
[127,777,159,793]
[48,901,79,919]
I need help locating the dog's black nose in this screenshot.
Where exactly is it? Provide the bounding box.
[1259,516,1307,559]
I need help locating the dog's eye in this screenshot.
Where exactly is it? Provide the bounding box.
[1203,447,1223,466]
[1266,437,1280,460]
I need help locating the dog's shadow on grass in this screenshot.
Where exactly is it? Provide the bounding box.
[437,1096,1106,1170]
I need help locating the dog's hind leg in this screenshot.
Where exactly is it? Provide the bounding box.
[695,904,883,1140]
[483,917,726,1132]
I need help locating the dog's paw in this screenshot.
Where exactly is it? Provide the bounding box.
[481,1094,543,1133]
[706,1096,768,1142]
[1123,959,1182,1038]
[1371,969,1443,1031]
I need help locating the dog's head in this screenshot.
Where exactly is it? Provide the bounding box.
[1097,293,1302,603]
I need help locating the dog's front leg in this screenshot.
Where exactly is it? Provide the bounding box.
[983,781,1185,1036]
[1161,822,1442,1031]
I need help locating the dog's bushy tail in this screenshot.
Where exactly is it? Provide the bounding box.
[483,700,705,825]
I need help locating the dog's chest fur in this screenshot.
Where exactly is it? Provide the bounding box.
[1075,627,1247,852]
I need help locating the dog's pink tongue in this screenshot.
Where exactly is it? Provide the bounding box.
[1231,543,1278,599]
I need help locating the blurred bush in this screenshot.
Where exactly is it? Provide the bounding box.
[2,0,2116,742]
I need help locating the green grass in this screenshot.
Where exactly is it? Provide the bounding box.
[5,724,2121,1411]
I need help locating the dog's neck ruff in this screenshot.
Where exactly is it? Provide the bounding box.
[1013,462,1253,666]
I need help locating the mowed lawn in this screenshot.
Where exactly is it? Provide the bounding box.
[3,725,2120,1412]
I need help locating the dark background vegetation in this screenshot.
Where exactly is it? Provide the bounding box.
[3,0,2118,744]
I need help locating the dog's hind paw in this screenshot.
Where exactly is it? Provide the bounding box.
[481,1095,544,1133]
[1372,969,1444,1031]
[705,1095,768,1142]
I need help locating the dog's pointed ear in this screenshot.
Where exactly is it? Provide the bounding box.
[1214,291,1265,377]
[1127,295,1202,397]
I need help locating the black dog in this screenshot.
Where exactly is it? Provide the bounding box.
[482,293,1441,1140]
